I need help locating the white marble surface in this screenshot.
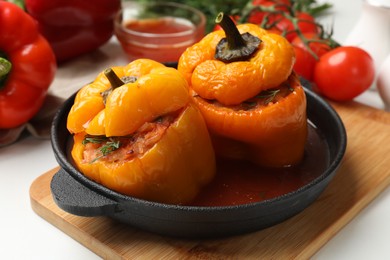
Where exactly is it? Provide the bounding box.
[1,1,390,259]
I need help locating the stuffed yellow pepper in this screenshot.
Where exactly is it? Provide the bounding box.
[67,59,216,205]
[178,13,307,167]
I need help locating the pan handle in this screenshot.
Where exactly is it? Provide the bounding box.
[50,168,118,217]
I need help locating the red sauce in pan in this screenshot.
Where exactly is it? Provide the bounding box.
[67,121,329,207]
[189,122,330,207]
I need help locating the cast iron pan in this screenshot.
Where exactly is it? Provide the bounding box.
[50,82,346,239]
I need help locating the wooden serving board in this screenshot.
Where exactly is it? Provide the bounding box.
[30,101,390,259]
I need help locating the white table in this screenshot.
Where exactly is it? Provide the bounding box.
[1,1,389,259]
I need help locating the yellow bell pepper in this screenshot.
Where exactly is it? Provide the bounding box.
[178,15,295,106]
[67,59,216,205]
[178,14,307,167]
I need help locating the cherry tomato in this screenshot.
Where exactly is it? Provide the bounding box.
[248,0,290,25]
[313,46,375,101]
[291,33,331,58]
[293,46,317,80]
[277,12,318,42]
[252,0,290,4]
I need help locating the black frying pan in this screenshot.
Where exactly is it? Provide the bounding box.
[50,82,346,238]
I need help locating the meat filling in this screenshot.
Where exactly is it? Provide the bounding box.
[200,80,295,111]
[82,112,179,164]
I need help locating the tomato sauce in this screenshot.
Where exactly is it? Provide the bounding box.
[189,122,330,207]
[125,18,193,34]
[118,17,202,62]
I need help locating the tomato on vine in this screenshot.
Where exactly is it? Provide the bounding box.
[291,32,334,80]
[248,0,290,25]
[243,0,321,42]
[291,32,332,58]
[276,12,318,41]
[293,46,317,80]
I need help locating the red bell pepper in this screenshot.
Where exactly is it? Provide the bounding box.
[24,0,121,63]
[0,1,56,129]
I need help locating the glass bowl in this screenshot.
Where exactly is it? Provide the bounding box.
[114,2,206,63]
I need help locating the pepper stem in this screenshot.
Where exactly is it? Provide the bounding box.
[0,57,12,88]
[101,68,125,105]
[104,68,125,89]
[214,13,261,63]
[215,13,246,49]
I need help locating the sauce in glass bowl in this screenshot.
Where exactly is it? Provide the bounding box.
[125,17,194,34]
[115,2,205,63]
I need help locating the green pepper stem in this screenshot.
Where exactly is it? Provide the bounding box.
[104,68,124,89]
[0,57,12,87]
[215,12,246,49]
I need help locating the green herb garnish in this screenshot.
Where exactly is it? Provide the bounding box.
[82,135,107,145]
[256,89,281,104]
[100,140,120,156]
[82,135,121,163]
